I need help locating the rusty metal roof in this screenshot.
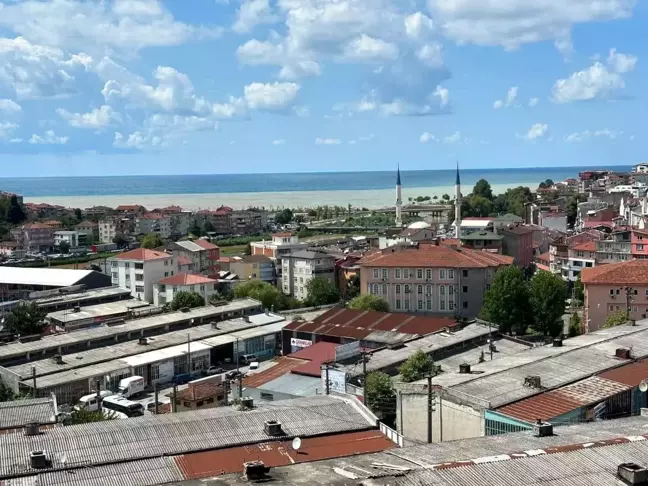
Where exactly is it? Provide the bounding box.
[243,357,309,388]
[496,375,633,423]
[174,430,395,479]
[598,358,648,386]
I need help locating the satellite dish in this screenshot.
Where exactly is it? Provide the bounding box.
[640,381,648,393]
[291,437,302,451]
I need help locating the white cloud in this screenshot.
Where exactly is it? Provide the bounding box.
[342,34,399,62]
[493,86,518,109]
[528,97,539,107]
[420,131,438,143]
[0,99,21,113]
[417,43,443,68]
[212,96,249,119]
[57,105,119,129]
[551,62,625,103]
[272,139,286,145]
[29,130,68,145]
[607,48,637,73]
[0,122,19,140]
[315,137,342,145]
[444,131,463,144]
[427,0,636,50]
[0,0,221,54]
[404,12,435,40]
[522,123,549,141]
[147,114,217,132]
[565,128,621,142]
[233,0,278,33]
[433,85,450,107]
[243,82,300,111]
[114,130,162,150]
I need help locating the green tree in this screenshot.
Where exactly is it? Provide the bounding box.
[364,371,396,420]
[234,280,287,310]
[529,272,567,337]
[568,313,582,337]
[565,195,587,229]
[169,291,205,311]
[472,179,493,200]
[89,263,102,272]
[544,179,554,187]
[209,290,233,304]
[67,408,118,425]
[481,266,530,335]
[140,233,164,249]
[344,274,361,300]
[189,220,203,237]
[399,350,436,383]
[0,378,15,401]
[441,194,450,201]
[203,220,215,234]
[113,234,128,248]
[275,208,294,225]
[6,195,26,224]
[5,302,48,336]
[305,277,340,306]
[574,275,584,304]
[74,208,83,221]
[244,242,252,255]
[538,181,547,189]
[603,310,628,328]
[348,295,390,312]
[58,241,70,254]
[467,194,494,217]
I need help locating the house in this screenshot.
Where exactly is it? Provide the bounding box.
[0,395,58,433]
[251,233,309,283]
[229,255,276,284]
[169,239,220,277]
[359,243,513,318]
[10,223,55,253]
[99,217,134,244]
[379,221,436,249]
[115,204,146,215]
[136,213,172,238]
[153,273,220,307]
[0,241,25,259]
[281,250,336,301]
[110,248,177,304]
[565,241,596,282]
[499,224,535,267]
[595,229,632,264]
[549,230,603,279]
[166,377,227,412]
[54,230,82,248]
[452,217,494,235]
[539,211,568,232]
[632,228,648,259]
[582,260,648,332]
[459,230,503,253]
[75,221,98,244]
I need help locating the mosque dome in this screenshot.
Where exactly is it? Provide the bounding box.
[408,221,431,229]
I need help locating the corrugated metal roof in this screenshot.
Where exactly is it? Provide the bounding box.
[496,376,632,423]
[243,357,309,388]
[175,430,394,479]
[0,397,57,430]
[599,358,648,386]
[0,396,374,478]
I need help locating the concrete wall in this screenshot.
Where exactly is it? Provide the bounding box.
[584,284,648,332]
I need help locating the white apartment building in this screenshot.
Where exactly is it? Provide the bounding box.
[136,213,172,238]
[54,231,80,248]
[110,248,177,304]
[281,250,336,301]
[251,233,309,285]
[99,219,118,244]
[152,273,220,307]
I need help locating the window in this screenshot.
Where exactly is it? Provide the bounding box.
[418,300,424,310]
[577,251,584,257]
[426,299,432,310]
[196,401,204,407]
[417,269,423,279]
[463,301,468,309]
[425,269,432,279]
[111,261,117,268]
[396,284,401,294]
[586,262,593,267]
[373,283,379,294]
[404,299,410,310]
[610,289,615,296]
[164,272,169,277]
[373,269,379,279]
[449,285,455,295]
[417,285,423,294]
[135,263,144,270]
[135,274,143,281]
[125,262,130,269]
[635,289,639,295]
[439,269,446,279]
[486,284,491,291]
[440,299,446,311]
[462,286,468,293]
[206,398,214,404]
[111,272,118,279]
[449,301,455,311]
[396,299,401,310]
[395,268,402,279]
[448,269,455,279]
[440,286,445,296]
[462,270,468,278]
[403,268,409,279]
[151,364,160,381]
[609,304,614,312]
[426,285,432,295]
[382,269,388,279]
[382,284,388,295]
[200,285,205,291]
[404,284,410,293]
[135,286,144,294]
[639,245,645,251]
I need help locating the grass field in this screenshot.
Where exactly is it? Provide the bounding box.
[220,245,248,256]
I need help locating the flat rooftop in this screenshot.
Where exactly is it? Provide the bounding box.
[0,299,262,363]
[46,300,154,324]
[0,286,131,311]
[0,397,58,430]
[0,267,94,287]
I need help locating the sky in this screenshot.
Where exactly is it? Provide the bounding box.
[0,0,646,177]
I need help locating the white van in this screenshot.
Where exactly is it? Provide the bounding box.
[75,391,113,412]
[118,376,145,398]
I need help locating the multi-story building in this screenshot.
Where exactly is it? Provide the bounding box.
[565,241,596,282]
[99,217,134,244]
[549,231,604,278]
[499,225,534,267]
[136,213,172,238]
[229,255,276,285]
[196,207,267,235]
[632,228,648,259]
[170,239,220,277]
[109,248,177,304]
[75,221,98,244]
[281,250,336,301]
[595,229,631,264]
[115,205,146,215]
[10,223,55,253]
[251,233,309,284]
[54,231,81,248]
[152,273,220,307]
[359,243,513,318]
[0,241,24,259]
[582,259,648,332]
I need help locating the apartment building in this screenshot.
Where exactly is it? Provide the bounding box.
[136,213,172,238]
[595,229,631,264]
[0,241,25,259]
[152,273,220,307]
[99,217,134,244]
[75,221,98,244]
[54,231,81,248]
[170,239,220,277]
[549,230,603,278]
[10,223,55,252]
[565,241,596,282]
[499,225,534,266]
[229,255,276,284]
[251,233,309,283]
[281,250,336,301]
[582,260,648,332]
[359,243,513,318]
[115,205,146,215]
[110,248,177,303]
[632,228,648,259]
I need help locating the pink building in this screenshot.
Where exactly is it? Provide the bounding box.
[499,225,534,267]
[582,260,648,333]
[632,229,648,259]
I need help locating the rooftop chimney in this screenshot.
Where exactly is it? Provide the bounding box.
[618,463,648,485]
[616,348,632,360]
[552,338,563,347]
[138,337,148,345]
[244,460,270,480]
[264,420,283,437]
[24,423,40,437]
[210,321,218,329]
[524,376,542,389]
[243,315,251,323]
[51,354,64,365]
[459,363,471,374]
[532,420,553,437]
[29,450,49,469]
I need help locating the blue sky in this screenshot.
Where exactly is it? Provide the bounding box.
[0,0,646,177]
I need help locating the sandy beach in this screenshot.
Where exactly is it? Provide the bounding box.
[24,183,530,211]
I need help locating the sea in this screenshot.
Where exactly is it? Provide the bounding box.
[0,166,630,210]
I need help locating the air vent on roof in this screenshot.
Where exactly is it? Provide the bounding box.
[244,460,270,480]
[138,337,148,345]
[616,348,632,360]
[264,420,283,437]
[243,315,251,323]
[523,376,542,389]
[29,450,49,469]
[24,423,40,437]
[617,463,648,485]
[459,363,471,374]
[210,321,218,329]
[552,338,563,347]
[51,354,64,365]
[532,420,553,437]
[72,305,81,313]
[240,397,254,409]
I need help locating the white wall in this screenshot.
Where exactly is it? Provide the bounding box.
[154,281,219,307]
[113,256,177,303]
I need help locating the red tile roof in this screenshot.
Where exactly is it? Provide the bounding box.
[157,273,218,285]
[289,342,340,376]
[272,232,293,237]
[572,241,596,252]
[116,204,145,211]
[583,221,613,229]
[243,357,309,387]
[174,430,394,479]
[360,244,514,268]
[177,256,193,266]
[581,259,648,285]
[116,248,171,261]
[139,213,168,220]
[194,239,219,250]
[18,223,54,230]
[172,382,224,401]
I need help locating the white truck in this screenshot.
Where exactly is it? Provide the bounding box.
[118,376,145,398]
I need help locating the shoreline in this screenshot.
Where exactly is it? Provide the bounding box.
[24,182,534,211]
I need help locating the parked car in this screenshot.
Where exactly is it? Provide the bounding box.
[225,370,241,380]
[173,373,192,385]
[205,366,224,376]
[146,401,164,413]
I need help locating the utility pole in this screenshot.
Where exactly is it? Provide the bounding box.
[187,333,191,377]
[324,364,330,395]
[237,372,243,400]
[31,366,37,398]
[235,337,240,374]
[362,352,368,405]
[172,383,178,413]
[626,286,634,320]
[96,379,102,413]
[427,373,433,444]
[154,382,159,415]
